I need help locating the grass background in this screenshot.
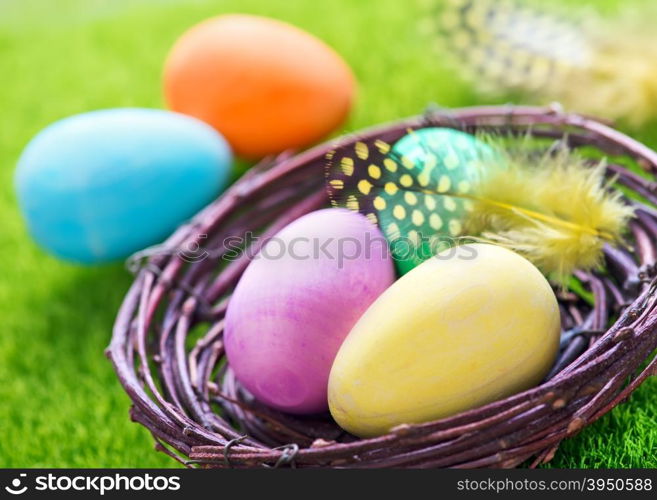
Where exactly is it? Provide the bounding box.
[0,0,655,468]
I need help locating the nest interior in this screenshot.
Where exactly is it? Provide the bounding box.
[107,106,657,468]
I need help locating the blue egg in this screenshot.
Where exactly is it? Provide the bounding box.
[15,108,232,263]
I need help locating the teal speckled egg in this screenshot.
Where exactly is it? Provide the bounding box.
[15,108,232,263]
[386,127,494,274]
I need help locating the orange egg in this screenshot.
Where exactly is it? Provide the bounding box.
[163,14,356,158]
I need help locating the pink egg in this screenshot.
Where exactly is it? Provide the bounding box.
[224,208,395,414]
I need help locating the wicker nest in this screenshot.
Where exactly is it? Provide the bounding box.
[107,105,657,468]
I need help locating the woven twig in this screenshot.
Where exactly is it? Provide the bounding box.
[107,105,657,468]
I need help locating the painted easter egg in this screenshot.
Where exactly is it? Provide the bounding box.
[224,208,395,414]
[163,14,356,158]
[328,243,560,437]
[15,108,232,263]
[326,128,495,275]
[386,128,494,273]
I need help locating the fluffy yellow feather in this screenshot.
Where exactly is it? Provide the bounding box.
[464,142,634,283]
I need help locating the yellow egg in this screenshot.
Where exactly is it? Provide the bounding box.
[328,243,560,437]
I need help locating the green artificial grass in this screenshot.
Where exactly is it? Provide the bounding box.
[0,0,655,468]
